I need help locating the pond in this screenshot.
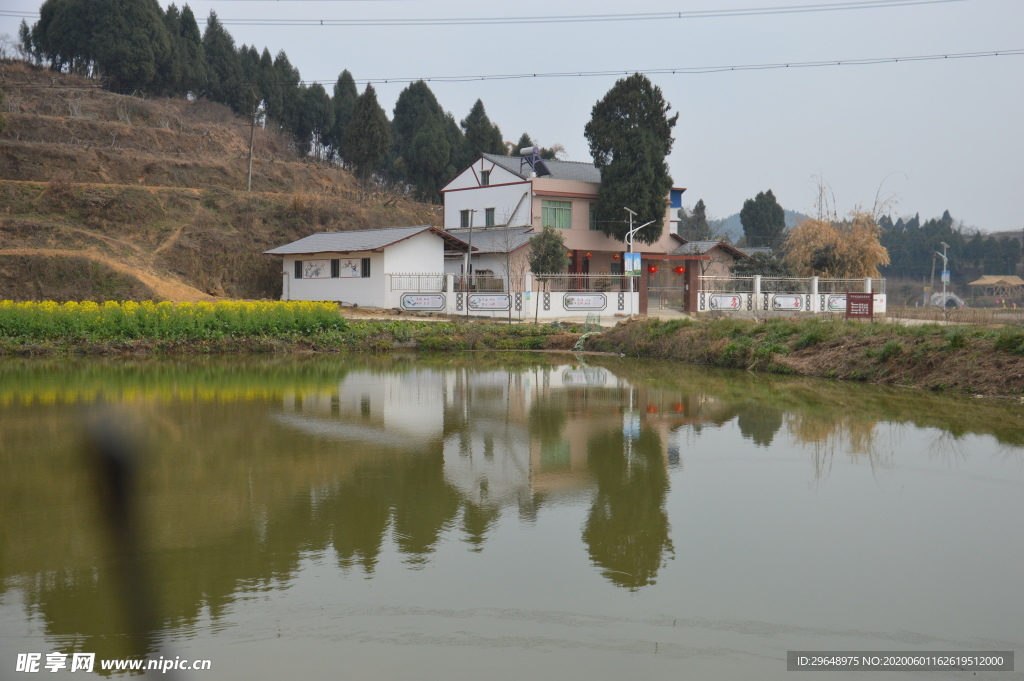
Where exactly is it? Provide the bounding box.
[1,355,1022,679]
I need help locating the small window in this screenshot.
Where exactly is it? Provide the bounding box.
[589,203,600,231]
[330,259,340,278]
[485,208,495,227]
[294,260,302,279]
[460,209,471,228]
[361,257,371,278]
[541,200,572,229]
[480,170,490,186]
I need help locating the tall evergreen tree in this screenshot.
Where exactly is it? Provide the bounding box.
[513,132,533,154]
[329,70,358,162]
[390,80,459,201]
[202,11,243,110]
[460,99,504,158]
[298,82,333,159]
[236,43,261,116]
[678,199,714,241]
[740,190,786,248]
[257,47,280,121]
[176,5,205,95]
[93,0,170,92]
[272,50,302,137]
[584,73,677,244]
[344,84,391,180]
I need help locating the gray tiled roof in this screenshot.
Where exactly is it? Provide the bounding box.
[264,225,461,255]
[669,241,722,255]
[444,226,534,254]
[482,153,602,184]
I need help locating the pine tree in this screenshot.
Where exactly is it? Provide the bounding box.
[329,70,358,162]
[512,132,533,155]
[176,5,206,96]
[202,11,243,110]
[584,74,677,244]
[299,82,333,159]
[344,84,391,180]
[256,48,280,123]
[93,0,170,92]
[740,190,786,248]
[390,80,460,201]
[272,50,302,137]
[460,99,504,158]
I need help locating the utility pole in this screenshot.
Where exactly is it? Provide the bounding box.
[247,112,256,192]
[464,210,476,320]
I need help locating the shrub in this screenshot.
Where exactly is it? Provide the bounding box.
[877,339,903,361]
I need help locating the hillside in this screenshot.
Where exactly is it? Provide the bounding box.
[711,209,809,245]
[0,61,440,301]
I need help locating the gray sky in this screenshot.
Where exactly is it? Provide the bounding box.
[3,0,1022,231]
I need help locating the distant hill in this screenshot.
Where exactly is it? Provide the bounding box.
[0,61,439,301]
[710,210,810,245]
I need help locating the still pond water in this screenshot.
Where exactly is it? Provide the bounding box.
[1,355,1023,680]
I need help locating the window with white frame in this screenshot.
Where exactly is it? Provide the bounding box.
[541,200,572,229]
[485,208,495,226]
[480,170,490,186]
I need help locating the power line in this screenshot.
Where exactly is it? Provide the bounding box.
[5,49,1019,90]
[0,0,969,26]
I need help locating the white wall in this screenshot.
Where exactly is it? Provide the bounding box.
[278,231,448,306]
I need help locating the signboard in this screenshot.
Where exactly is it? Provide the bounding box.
[301,259,331,279]
[846,292,874,319]
[827,294,847,311]
[772,295,803,311]
[941,270,951,283]
[563,293,607,311]
[400,293,445,311]
[624,253,641,275]
[468,294,510,311]
[709,295,742,310]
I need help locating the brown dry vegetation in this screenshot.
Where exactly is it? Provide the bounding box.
[0,61,440,301]
[589,317,1024,398]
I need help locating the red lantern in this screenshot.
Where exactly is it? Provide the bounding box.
[673,265,686,275]
[567,251,573,258]
[672,403,685,413]
[646,404,659,414]
[585,252,592,259]
[647,265,659,274]
[612,254,621,261]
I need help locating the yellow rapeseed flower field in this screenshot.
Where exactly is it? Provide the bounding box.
[0,300,346,340]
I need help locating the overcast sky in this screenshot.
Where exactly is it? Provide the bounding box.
[3,0,1022,231]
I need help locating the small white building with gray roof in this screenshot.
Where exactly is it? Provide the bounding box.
[264,225,470,306]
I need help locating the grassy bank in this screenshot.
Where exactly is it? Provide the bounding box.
[586,317,1024,397]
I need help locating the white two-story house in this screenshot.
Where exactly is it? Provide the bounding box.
[440,150,688,277]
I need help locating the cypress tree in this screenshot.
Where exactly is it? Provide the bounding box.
[740,190,786,248]
[176,5,206,96]
[299,82,333,159]
[93,0,170,92]
[584,73,677,244]
[390,80,457,201]
[202,10,243,110]
[329,70,358,162]
[272,50,302,137]
[344,84,391,180]
[460,99,504,158]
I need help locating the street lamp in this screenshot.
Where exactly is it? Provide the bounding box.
[624,207,654,317]
[936,241,950,313]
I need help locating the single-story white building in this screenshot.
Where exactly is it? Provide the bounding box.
[264,225,470,306]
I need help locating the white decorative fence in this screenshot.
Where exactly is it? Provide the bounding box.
[384,272,639,319]
[697,276,886,314]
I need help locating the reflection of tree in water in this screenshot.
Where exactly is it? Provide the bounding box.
[736,404,784,447]
[581,428,674,590]
[461,502,502,553]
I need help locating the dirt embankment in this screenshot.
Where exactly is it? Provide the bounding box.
[0,61,440,302]
[588,317,1024,398]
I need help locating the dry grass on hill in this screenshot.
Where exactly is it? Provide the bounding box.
[0,61,440,301]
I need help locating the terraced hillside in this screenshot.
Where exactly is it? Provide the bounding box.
[0,61,439,301]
